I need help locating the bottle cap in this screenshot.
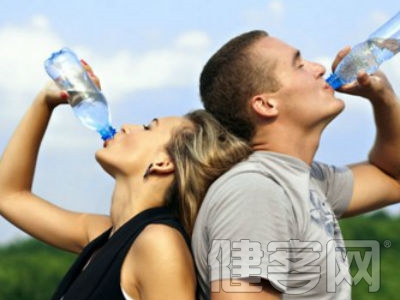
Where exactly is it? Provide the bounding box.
[99,126,116,141]
[326,73,344,90]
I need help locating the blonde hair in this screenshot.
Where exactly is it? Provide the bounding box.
[165,109,252,235]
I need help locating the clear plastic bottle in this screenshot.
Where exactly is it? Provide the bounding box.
[44,48,116,141]
[327,11,400,90]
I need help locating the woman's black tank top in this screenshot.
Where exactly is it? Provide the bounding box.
[51,206,191,300]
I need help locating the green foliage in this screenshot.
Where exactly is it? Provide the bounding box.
[0,239,75,300]
[340,211,400,300]
[0,211,398,299]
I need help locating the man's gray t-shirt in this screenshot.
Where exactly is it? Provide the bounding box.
[192,151,354,300]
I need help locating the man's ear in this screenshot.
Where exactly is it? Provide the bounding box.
[250,94,279,118]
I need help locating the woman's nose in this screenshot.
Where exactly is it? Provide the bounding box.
[121,123,144,134]
[121,124,135,134]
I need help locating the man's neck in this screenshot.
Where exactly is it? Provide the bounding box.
[251,126,322,165]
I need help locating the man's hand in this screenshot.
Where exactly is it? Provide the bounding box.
[331,46,397,103]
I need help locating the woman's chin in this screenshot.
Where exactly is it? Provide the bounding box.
[95,151,116,178]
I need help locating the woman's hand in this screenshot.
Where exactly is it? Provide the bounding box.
[38,81,69,110]
[81,59,101,90]
[39,59,102,110]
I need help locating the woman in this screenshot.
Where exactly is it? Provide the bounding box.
[0,64,251,299]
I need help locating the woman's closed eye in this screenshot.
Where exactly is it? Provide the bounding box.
[143,118,158,130]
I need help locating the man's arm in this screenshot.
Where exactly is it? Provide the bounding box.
[344,162,400,217]
[211,279,281,300]
[340,70,400,217]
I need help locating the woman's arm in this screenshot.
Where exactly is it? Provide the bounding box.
[0,85,110,253]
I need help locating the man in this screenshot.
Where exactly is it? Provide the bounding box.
[192,30,400,299]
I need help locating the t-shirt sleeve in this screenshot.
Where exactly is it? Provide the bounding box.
[311,162,354,218]
[205,171,294,292]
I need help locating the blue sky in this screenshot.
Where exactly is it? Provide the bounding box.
[0,0,400,243]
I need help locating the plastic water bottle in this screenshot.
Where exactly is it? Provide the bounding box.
[327,11,400,90]
[44,48,116,141]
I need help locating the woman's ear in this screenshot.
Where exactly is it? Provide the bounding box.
[149,156,175,176]
[250,94,279,118]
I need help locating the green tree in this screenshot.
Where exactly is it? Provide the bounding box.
[0,211,398,299]
[0,239,75,300]
[340,211,400,300]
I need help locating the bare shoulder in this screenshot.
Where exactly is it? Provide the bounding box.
[133,223,192,263]
[126,223,196,299]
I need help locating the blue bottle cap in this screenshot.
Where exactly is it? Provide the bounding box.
[326,73,344,90]
[99,126,116,141]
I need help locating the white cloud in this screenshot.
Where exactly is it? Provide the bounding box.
[175,31,210,49]
[243,0,285,27]
[0,16,63,93]
[31,15,50,30]
[268,0,285,19]
[0,16,211,152]
[0,16,211,101]
[88,30,210,101]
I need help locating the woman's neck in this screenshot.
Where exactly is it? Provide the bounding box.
[109,176,166,235]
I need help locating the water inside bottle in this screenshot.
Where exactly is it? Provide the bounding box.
[335,37,400,83]
[67,90,111,132]
[370,37,400,62]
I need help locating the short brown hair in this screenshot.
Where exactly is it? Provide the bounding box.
[200,30,280,141]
